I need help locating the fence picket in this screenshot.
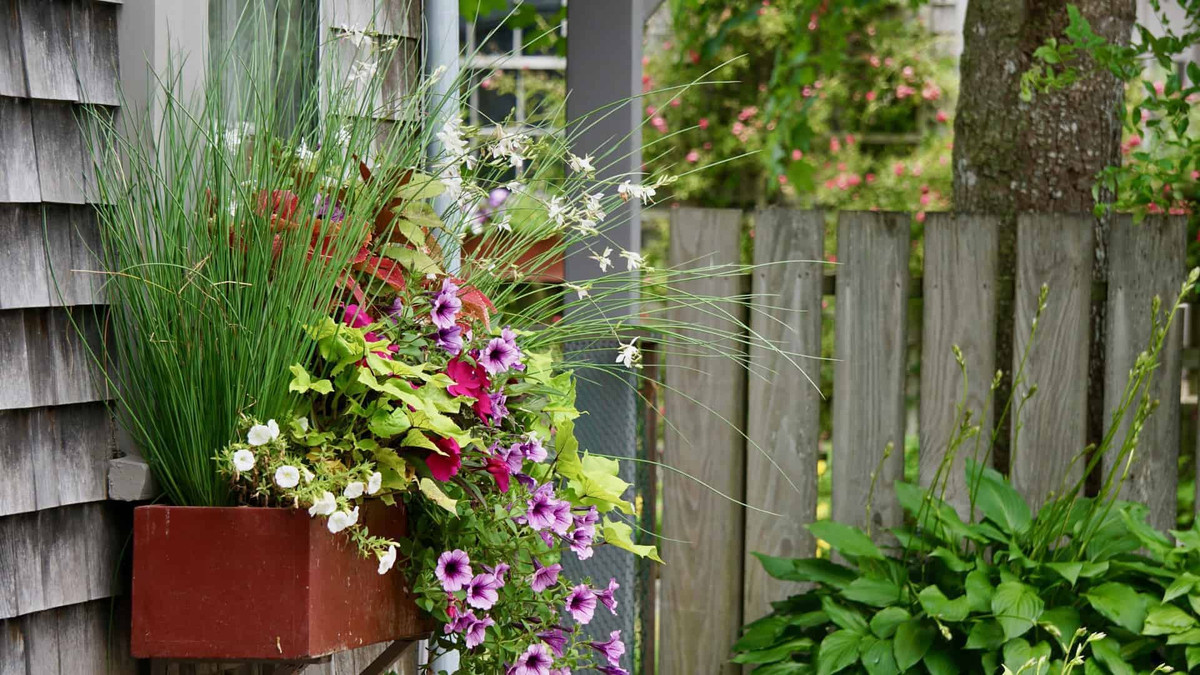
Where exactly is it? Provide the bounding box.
[919,214,1000,515]
[742,209,823,623]
[1010,214,1093,506]
[661,207,747,675]
[831,211,911,533]
[1103,215,1186,531]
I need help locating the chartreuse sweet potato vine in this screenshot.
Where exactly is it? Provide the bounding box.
[736,269,1200,675]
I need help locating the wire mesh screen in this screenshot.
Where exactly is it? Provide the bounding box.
[562,340,642,670]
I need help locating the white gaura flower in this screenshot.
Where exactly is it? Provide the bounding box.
[349,59,377,83]
[582,192,605,221]
[295,140,314,162]
[344,481,365,499]
[616,336,641,369]
[301,466,315,483]
[335,126,352,147]
[296,417,310,432]
[567,153,596,175]
[274,465,301,489]
[619,250,645,271]
[247,419,280,447]
[377,545,398,574]
[618,180,656,205]
[489,128,528,168]
[547,196,570,228]
[367,472,383,495]
[589,247,613,273]
[495,213,512,232]
[228,201,239,218]
[436,116,471,160]
[573,220,599,237]
[308,491,337,517]
[336,24,371,49]
[565,282,591,300]
[232,449,256,473]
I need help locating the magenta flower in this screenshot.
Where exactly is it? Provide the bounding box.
[464,614,494,649]
[565,584,597,624]
[569,523,595,560]
[596,666,629,675]
[510,643,553,675]
[435,325,464,355]
[479,336,521,374]
[341,304,373,329]
[427,436,462,481]
[537,629,569,657]
[489,392,509,422]
[466,573,501,610]
[530,559,562,593]
[589,630,625,667]
[431,279,462,329]
[435,549,473,592]
[596,578,619,615]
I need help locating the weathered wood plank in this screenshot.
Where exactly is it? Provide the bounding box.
[0,0,28,97]
[1103,215,1186,532]
[31,101,86,204]
[0,205,104,309]
[70,0,120,106]
[379,38,419,121]
[0,600,138,675]
[324,0,420,38]
[0,402,112,518]
[0,502,123,620]
[742,209,822,623]
[0,204,51,308]
[0,307,107,411]
[18,0,79,101]
[1010,214,1093,507]
[661,207,746,675]
[831,211,911,533]
[919,214,1000,515]
[0,97,41,202]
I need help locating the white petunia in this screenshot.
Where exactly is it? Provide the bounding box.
[308,491,337,517]
[619,250,645,271]
[377,545,398,574]
[232,449,256,472]
[565,282,591,300]
[589,247,613,273]
[344,481,365,499]
[567,153,596,175]
[296,417,310,432]
[616,336,641,369]
[274,465,300,489]
[618,180,656,205]
[327,509,355,533]
[367,472,383,495]
[247,419,280,446]
[301,466,315,483]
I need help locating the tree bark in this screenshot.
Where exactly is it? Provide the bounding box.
[952,0,1135,475]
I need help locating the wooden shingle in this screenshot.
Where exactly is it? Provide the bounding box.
[0,307,107,411]
[70,0,119,106]
[0,0,28,97]
[0,97,40,202]
[18,0,79,101]
[0,403,112,518]
[31,101,86,204]
[0,204,51,308]
[0,600,138,674]
[0,204,103,309]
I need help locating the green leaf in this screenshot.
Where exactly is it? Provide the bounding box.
[289,363,333,395]
[965,620,1005,650]
[923,649,959,675]
[573,452,635,514]
[918,586,970,623]
[401,428,439,452]
[1166,627,1200,645]
[1164,572,1199,602]
[965,568,994,613]
[992,581,1044,640]
[858,636,897,675]
[966,458,1032,535]
[1142,603,1196,636]
[816,630,861,675]
[600,518,663,563]
[1084,582,1146,633]
[1043,561,1083,585]
[929,546,972,572]
[869,607,910,639]
[751,553,856,588]
[808,520,884,560]
[733,637,813,664]
[821,595,868,633]
[1187,645,1200,671]
[1002,638,1050,674]
[1089,637,1134,675]
[842,576,902,607]
[734,615,788,651]
[892,620,933,671]
[418,478,458,515]
[367,407,412,438]
[1039,606,1080,649]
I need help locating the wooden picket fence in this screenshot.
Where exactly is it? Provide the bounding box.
[653,209,1189,673]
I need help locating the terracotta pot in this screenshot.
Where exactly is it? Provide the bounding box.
[131,501,430,661]
[462,234,565,283]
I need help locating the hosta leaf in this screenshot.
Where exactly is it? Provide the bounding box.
[753,554,857,588]
[821,595,868,633]
[842,576,902,607]
[1039,606,1080,649]
[732,637,813,664]
[1002,638,1050,674]
[858,636,898,675]
[733,615,788,652]
[918,586,970,623]
[923,649,960,675]
[808,520,884,560]
[1188,645,1200,671]
[1142,603,1196,636]
[964,620,1005,650]
[992,581,1044,640]
[1089,637,1135,675]
[869,607,910,639]
[1164,572,1199,602]
[966,458,1032,535]
[892,620,933,671]
[930,546,972,572]
[1084,582,1146,633]
[1166,627,1200,645]
[816,630,861,675]
[965,568,995,612]
[1043,561,1083,585]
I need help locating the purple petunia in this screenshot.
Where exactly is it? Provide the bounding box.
[479,336,521,374]
[569,523,595,560]
[589,630,626,667]
[435,549,473,592]
[537,629,569,658]
[565,584,597,625]
[485,562,510,583]
[525,484,561,531]
[530,559,562,593]
[518,434,547,463]
[430,279,462,329]
[314,195,345,222]
[386,297,404,323]
[576,506,600,527]
[549,500,573,536]
[466,573,501,610]
[596,666,629,675]
[489,392,509,423]
[463,614,494,649]
[510,643,553,675]
[595,578,619,615]
[435,324,464,355]
[549,670,572,675]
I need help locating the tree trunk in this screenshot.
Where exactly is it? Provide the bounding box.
[952,0,1135,475]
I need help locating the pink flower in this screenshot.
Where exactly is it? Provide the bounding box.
[845,134,856,147]
[902,66,915,80]
[688,49,700,64]
[916,211,927,223]
[865,90,877,102]
[896,84,915,99]
[865,173,876,184]
[427,437,462,481]
[791,149,803,160]
[777,175,788,185]
[565,584,597,624]
[669,98,681,108]
[645,105,656,116]
[868,55,881,68]
[1191,170,1199,180]
[893,162,906,177]
[921,82,941,101]
[829,137,841,153]
[1154,80,1166,96]
[807,13,817,30]
[445,357,493,419]
[738,106,758,121]
[484,456,511,493]
[698,117,709,130]
[651,116,667,133]
[936,110,948,123]
[685,150,700,163]
[341,304,373,329]
[732,121,745,136]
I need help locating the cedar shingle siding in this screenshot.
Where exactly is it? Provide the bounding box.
[0,0,135,672]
